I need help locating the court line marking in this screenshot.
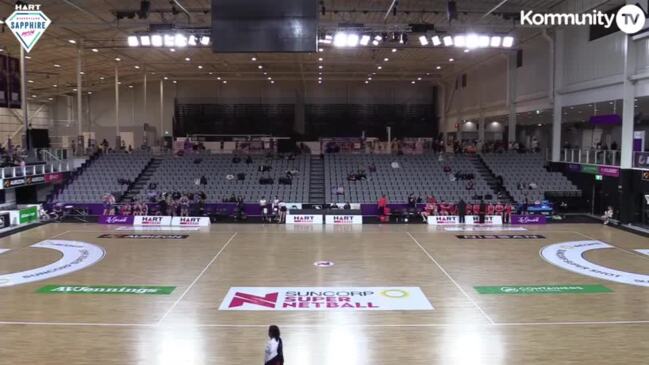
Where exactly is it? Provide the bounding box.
[156,232,238,325]
[1,320,649,328]
[570,231,649,262]
[406,231,496,325]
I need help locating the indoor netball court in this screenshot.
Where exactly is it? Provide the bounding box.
[1,223,648,364]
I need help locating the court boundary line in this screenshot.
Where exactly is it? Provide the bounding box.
[1,320,649,328]
[406,231,496,325]
[156,232,238,325]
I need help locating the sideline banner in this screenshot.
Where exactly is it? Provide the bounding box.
[325,215,363,225]
[286,214,323,224]
[134,216,172,226]
[171,216,210,227]
[427,215,502,225]
[511,215,547,224]
[219,287,433,311]
[99,215,134,225]
[18,206,38,224]
[427,216,459,225]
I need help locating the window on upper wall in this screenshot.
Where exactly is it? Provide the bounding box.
[516,49,523,68]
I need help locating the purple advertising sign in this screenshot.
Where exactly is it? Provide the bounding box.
[589,114,621,125]
[511,215,547,224]
[566,163,581,172]
[99,215,134,225]
[597,166,620,177]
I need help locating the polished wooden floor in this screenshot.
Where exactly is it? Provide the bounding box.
[1,223,648,364]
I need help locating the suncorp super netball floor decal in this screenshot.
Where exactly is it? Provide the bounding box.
[541,241,649,287]
[0,240,105,287]
[219,287,433,311]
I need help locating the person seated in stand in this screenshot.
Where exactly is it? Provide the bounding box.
[347,173,357,182]
[377,194,388,216]
[439,201,451,216]
[487,202,496,216]
[528,182,538,190]
[232,155,241,164]
[259,196,269,222]
[228,193,237,203]
[226,174,235,181]
[443,164,451,174]
[245,155,253,164]
[121,201,132,216]
[465,181,474,190]
[390,161,400,169]
[504,203,513,223]
[407,193,417,209]
[343,202,351,210]
[368,163,376,173]
[495,201,505,220]
[179,194,190,217]
[336,186,344,195]
[602,206,614,225]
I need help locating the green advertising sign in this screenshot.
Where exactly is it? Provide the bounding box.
[37,285,176,295]
[580,165,599,175]
[18,206,38,224]
[474,284,612,295]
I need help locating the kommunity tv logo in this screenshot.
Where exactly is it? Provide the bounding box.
[520,4,646,35]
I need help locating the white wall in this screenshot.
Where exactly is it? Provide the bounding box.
[443,34,552,134]
[0,104,50,147]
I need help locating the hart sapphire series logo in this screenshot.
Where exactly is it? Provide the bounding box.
[6,4,51,53]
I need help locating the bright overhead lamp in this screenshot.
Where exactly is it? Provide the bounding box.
[374,35,382,41]
[151,34,163,47]
[372,39,379,46]
[200,36,210,46]
[185,57,191,61]
[466,34,478,49]
[502,36,514,48]
[139,35,150,46]
[346,33,359,47]
[418,35,429,46]
[91,48,99,53]
[333,32,347,47]
[449,58,454,62]
[360,34,370,46]
[478,35,489,48]
[442,35,453,46]
[431,35,441,46]
[68,39,76,44]
[127,35,139,47]
[188,35,197,46]
[114,57,121,62]
[436,66,441,70]
[174,33,187,48]
[383,57,389,62]
[490,36,501,47]
[164,34,174,47]
[453,35,465,48]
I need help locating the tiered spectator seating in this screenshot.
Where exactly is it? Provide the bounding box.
[481,152,580,203]
[324,153,493,203]
[57,151,151,203]
[141,154,310,202]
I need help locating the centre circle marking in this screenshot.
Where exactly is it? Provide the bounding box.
[0,240,105,287]
[541,240,649,287]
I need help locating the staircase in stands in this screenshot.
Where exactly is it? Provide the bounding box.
[469,154,516,203]
[120,157,161,202]
[48,152,100,203]
[308,155,325,204]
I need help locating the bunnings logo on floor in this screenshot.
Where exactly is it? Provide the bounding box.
[37,285,176,295]
[474,284,612,295]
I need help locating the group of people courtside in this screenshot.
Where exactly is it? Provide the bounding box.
[377,194,517,223]
[101,192,207,217]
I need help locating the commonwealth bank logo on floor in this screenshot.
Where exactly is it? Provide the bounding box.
[219,287,433,311]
